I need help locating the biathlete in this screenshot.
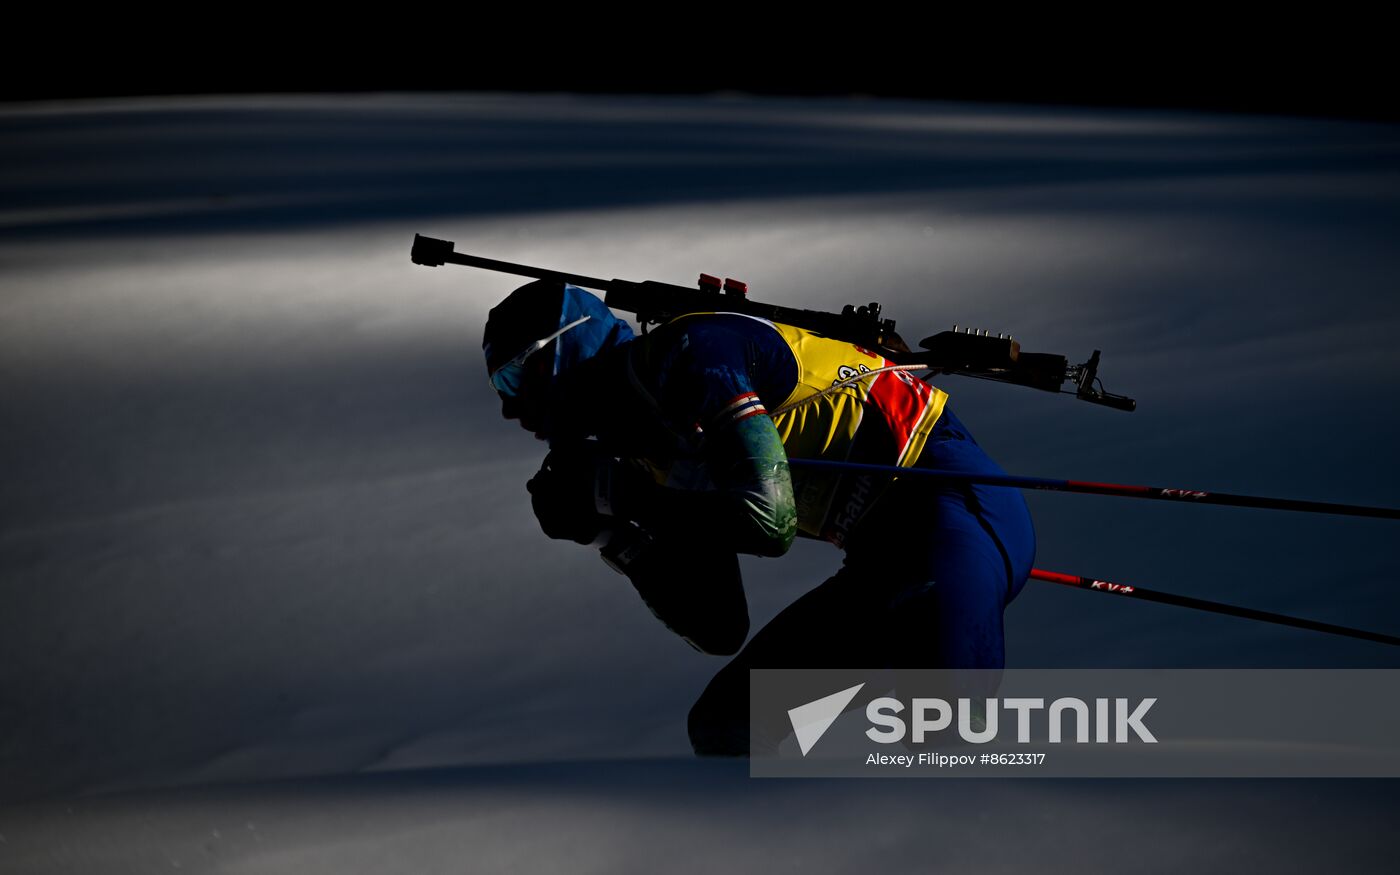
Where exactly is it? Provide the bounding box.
[482,279,1036,755]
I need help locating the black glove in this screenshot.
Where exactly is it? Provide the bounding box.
[526,446,607,545]
[526,443,659,544]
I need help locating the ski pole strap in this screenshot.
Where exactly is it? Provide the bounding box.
[1031,569,1400,647]
[785,459,1400,521]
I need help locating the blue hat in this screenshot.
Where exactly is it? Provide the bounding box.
[483,280,635,384]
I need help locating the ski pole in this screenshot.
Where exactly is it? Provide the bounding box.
[785,458,1400,521]
[1031,568,1400,647]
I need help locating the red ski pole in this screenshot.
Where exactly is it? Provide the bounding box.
[1031,568,1400,647]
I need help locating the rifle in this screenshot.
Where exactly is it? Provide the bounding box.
[413,235,1400,650]
[411,234,1136,412]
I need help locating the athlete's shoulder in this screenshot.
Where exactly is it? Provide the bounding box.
[628,313,795,424]
[634,313,784,371]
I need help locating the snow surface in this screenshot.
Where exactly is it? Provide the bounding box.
[2,92,1398,870]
